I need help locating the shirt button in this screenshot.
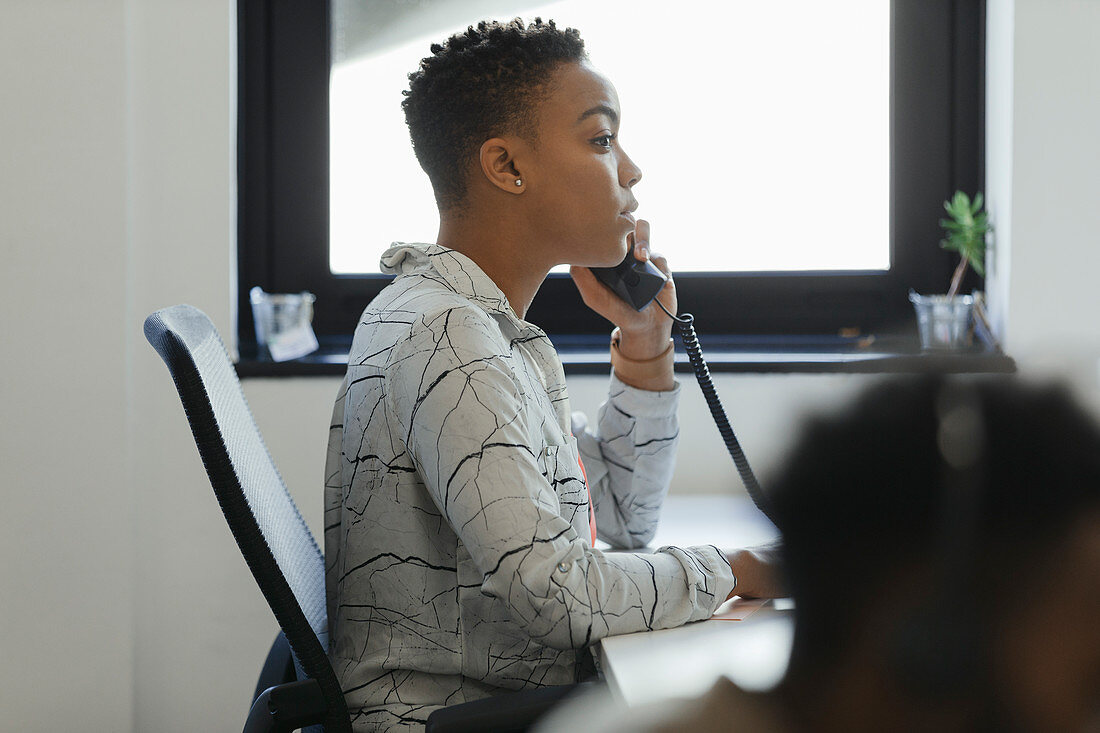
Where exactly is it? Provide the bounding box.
[556,561,571,573]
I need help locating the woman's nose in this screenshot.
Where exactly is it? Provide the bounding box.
[620,150,642,188]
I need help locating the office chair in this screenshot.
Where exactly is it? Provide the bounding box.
[144,304,350,733]
[145,304,589,732]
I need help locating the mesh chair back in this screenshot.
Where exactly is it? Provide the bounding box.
[144,305,350,732]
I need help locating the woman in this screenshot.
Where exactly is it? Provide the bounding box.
[323,18,780,730]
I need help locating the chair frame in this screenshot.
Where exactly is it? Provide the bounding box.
[145,306,351,732]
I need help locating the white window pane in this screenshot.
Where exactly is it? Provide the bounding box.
[330,0,889,275]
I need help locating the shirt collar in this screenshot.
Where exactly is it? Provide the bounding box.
[379,242,538,335]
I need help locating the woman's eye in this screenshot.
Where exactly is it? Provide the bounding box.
[592,133,616,149]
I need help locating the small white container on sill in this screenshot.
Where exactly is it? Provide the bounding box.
[249,286,319,361]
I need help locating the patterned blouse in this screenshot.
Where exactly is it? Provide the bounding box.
[324,243,736,730]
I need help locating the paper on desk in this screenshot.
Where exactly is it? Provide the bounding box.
[711,597,770,621]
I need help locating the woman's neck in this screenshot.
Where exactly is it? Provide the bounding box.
[436,212,550,320]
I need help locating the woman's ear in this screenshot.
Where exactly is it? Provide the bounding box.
[479,137,526,194]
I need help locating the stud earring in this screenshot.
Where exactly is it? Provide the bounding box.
[514,179,523,187]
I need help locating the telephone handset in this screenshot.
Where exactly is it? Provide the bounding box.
[590,252,669,311]
[590,252,772,518]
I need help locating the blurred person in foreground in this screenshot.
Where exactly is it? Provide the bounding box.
[539,375,1100,732]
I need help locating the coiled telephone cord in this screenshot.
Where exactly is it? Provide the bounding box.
[653,299,773,520]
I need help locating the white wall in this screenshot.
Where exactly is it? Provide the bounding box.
[985,0,1015,344]
[1,0,1098,730]
[1,1,132,729]
[124,1,259,728]
[985,0,1100,413]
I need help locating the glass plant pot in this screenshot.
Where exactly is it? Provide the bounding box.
[909,291,974,350]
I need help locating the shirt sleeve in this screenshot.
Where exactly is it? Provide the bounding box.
[572,374,681,550]
[385,307,735,650]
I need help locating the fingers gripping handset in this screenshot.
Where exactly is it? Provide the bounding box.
[590,252,669,312]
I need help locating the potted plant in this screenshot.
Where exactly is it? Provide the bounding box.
[909,191,992,350]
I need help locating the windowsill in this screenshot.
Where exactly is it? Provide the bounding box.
[235,334,1015,378]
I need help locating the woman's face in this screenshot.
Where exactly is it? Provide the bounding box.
[520,61,643,268]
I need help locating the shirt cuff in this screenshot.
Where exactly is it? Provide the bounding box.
[608,372,681,419]
[657,544,738,619]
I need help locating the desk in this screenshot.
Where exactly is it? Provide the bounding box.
[636,493,779,549]
[598,600,794,707]
[597,495,792,708]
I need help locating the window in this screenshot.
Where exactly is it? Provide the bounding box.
[238,0,985,349]
[331,1,890,275]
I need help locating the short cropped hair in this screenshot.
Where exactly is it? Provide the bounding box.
[402,18,587,212]
[767,376,1100,673]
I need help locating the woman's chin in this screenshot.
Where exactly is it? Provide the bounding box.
[570,237,630,268]
[595,250,628,268]
[605,238,632,265]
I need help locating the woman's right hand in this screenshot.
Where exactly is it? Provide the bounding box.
[569,219,677,360]
[725,541,785,600]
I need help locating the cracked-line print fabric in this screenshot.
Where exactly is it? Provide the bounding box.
[325,243,736,730]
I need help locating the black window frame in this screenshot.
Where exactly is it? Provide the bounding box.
[237,0,985,351]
